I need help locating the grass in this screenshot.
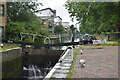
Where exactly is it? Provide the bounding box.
[85,42,120,46]
[85,34,120,46]
[0,43,20,51]
[94,34,120,43]
[66,47,80,78]
[94,34,108,40]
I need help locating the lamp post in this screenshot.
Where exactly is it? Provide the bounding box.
[70,25,76,48]
[70,25,75,42]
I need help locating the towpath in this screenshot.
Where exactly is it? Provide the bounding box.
[72,46,118,79]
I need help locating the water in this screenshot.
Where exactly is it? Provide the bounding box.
[51,36,72,50]
[2,53,62,79]
[2,36,74,79]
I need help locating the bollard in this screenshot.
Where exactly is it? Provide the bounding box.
[80,49,83,55]
[0,44,3,48]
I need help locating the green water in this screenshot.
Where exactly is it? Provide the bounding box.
[2,57,22,78]
[2,54,61,79]
[1,37,70,79]
[51,37,71,50]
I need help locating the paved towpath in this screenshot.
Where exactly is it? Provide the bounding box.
[72,46,118,78]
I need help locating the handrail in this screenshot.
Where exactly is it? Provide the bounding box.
[20,32,51,44]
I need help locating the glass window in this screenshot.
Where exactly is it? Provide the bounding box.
[0,4,4,16]
[0,26,4,37]
[83,35,89,40]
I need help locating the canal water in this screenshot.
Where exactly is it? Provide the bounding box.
[2,51,62,79]
[2,37,72,79]
[51,36,72,50]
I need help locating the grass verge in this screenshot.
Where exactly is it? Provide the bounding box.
[0,43,20,51]
[66,47,80,78]
[85,42,120,46]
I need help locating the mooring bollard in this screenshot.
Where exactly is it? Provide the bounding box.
[79,48,85,67]
[0,44,3,48]
[80,49,83,55]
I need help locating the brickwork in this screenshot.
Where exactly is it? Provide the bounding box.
[73,46,118,78]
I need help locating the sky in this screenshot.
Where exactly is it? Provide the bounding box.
[37,0,78,25]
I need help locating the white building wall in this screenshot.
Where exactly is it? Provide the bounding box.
[62,22,69,28]
[36,9,54,17]
[54,18,62,23]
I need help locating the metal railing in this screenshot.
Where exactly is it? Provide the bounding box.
[20,32,51,44]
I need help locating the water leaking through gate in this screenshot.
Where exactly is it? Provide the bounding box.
[2,46,64,80]
[22,37,71,80]
[1,36,74,80]
[22,46,64,80]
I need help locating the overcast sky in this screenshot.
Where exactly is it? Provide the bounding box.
[37,0,78,25]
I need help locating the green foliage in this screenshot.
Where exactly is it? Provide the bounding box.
[109,35,120,42]
[85,42,120,46]
[6,22,25,40]
[65,2,119,34]
[70,25,75,32]
[6,20,49,43]
[7,1,42,22]
[2,43,20,50]
[54,25,65,34]
[5,2,49,46]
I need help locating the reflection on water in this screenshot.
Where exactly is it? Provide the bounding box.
[51,36,80,50]
[51,37,72,50]
[2,37,72,79]
[2,54,61,79]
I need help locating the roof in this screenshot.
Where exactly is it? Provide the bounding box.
[35,8,56,14]
[57,16,62,20]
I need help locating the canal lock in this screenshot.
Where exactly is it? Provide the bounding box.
[1,36,73,79]
[1,46,73,79]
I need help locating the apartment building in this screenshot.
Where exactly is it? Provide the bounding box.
[54,16,62,25]
[35,8,56,33]
[0,2,6,38]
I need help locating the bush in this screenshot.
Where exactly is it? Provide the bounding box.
[54,25,65,34]
[5,21,49,44]
[6,22,25,40]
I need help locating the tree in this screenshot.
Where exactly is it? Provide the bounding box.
[5,1,49,44]
[54,25,65,34]
[65,2,119,34]
[7,1,42,22]
[6,22,25,40]
[5,20,49,42]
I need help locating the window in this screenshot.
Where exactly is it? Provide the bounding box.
[0,4,4,16]
[0,26,4,37]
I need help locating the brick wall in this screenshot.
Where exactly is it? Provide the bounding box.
[0,2,6,37]
[1,48,22,62]
[1,47,64,62]
[0,2,6,26]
